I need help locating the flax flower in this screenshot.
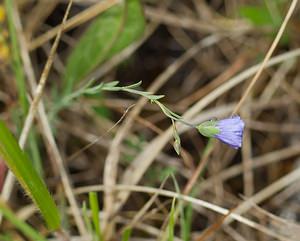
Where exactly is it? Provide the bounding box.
[197,116,245,149]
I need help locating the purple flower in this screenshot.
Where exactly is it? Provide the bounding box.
[197,116,245,149]
[214,116,245,149]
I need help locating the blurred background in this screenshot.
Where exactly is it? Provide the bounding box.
[1,0,300,240]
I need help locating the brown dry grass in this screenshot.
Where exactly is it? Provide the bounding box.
[1,0,300,240]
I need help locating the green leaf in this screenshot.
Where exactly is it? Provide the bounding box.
[168,198,176,241]
[6,0,43,179]
[121,228,132,241]
[82,201,93,235]
[197,120,220,138]
[0,201,47,241]
[172,121,181,155]
[63,0,145,96]
[123,81,142,89]
[92,105,111,119]
[239,5,276,26]
[89,192,103,241]
[5,0,28,114]
[146,166,177,184]
[0,121,60,230]
[103,81,120,88]
[181,204,193,241]
[28,130,43,177]
[239,1,286,28]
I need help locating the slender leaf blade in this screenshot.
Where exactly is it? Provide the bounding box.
[63,0,145,95]
[0,121,60,230]
[5,0,28,114]
[168,198,176,241]
[122,228,132,241]
[89,192,103,241]
[5,0,43,176]
[0,201,47,241]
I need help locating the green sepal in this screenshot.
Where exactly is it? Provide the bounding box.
[196,120,220,138]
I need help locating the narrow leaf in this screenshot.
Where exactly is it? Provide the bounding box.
[0,121,60,230]
[168,198,176,241]
[82,202,93,235]
[123,81,142,89]
[89,192,103,241]
[6,0,43,177]
[0,201,47,241]
[63,0,145,95]
[172,121,181,155]
[5,0,28,114]
[122,228,132,241]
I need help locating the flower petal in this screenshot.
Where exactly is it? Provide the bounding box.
[214,116,245,149]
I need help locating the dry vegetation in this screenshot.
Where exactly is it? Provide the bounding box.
[1,0,300,240]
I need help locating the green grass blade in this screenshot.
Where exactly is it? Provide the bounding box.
[181,204,193,241]
[63,0,145,96]
[0,121,60,230]
[121,228,132,241]
[6,0,43,176]
[28,130,43,177]
[0,201,47,241]
[82,201,93,236]
[168,197,176,241]
[89,192,103,241]
[0,234,13,241]
[5,0,28,114]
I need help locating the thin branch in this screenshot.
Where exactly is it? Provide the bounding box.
[1,0,88,235]
[29,0,120,50]
[232,0,298,114]
[74,184,292,241]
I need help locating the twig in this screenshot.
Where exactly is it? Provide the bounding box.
[232,0,298,114]
[114,48,300,213]
[1,0,87,235]
[241,96,254,197]
[199,142,300,194]
[102,35,219,237]
[224,167,300,227]
[74,184,292,241]
[19,0,73,148]
[145,6,251,34]
[1,0,73,212]
[29,0,120,50]
[67,104,135,162]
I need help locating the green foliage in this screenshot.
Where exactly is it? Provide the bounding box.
[90,81,197,155]
[92,105,112,119]
[239,1,289,44]
[123,134,145,163]
[239,0,285,26]
[54,80,200,155]
[181,204,193,241]
[63,0,145,96]
[167,198,176,241]
[82,81,195,155]
[0,201,47,241]
[5,0,42,177]
[239,5,279,27]
[53,80,162,115]
[5,0,27,114]
[121,228,132,241]
[82,193,103,241]
[82,201,93,234]
[28,130,43,177]
[172,120,181,155]
[89,192,103,241]
[146,166,177,184]
[0,121,60,230]
[0,233,13,241]
[196,120,220,138]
